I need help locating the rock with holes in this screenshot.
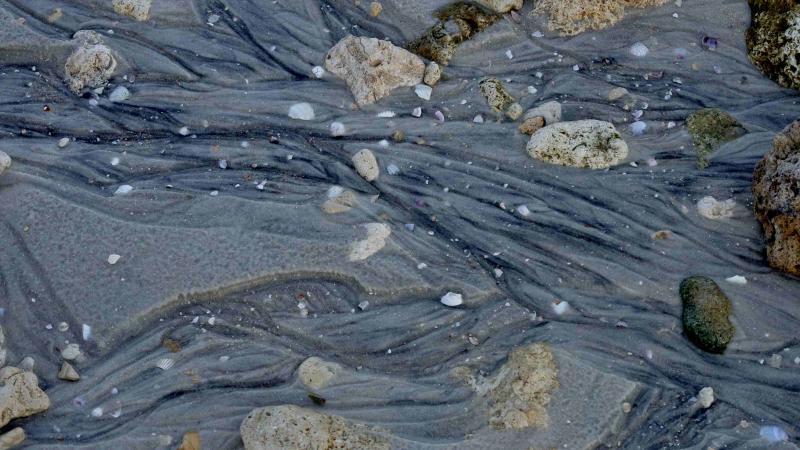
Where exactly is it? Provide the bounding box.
[325,35,424,106]
[349,223,391,261]
[112,0,152,21]
[753,119,800,275]
[526,120,628,169]
[240,405,391,450]
[680,276,735,354]
[64,31,117,94]
[297,357,340,390]
[0,367,51,428]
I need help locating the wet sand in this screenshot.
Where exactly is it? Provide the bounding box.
[0,0,799,448]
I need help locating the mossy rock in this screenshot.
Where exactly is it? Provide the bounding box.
[746,1,800,91]
[686,109,745,169]
[406,3,501,65]
[680,276,735,353]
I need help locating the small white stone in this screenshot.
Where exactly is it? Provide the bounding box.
[551,300,569,315]
[415,84,432,100]
[178,126,190,136]
[412,107,422,117]
[725,275,747,285]
[493,268,503,278]
[630,121,647,135]
[440,292,463,307]
[505,50,513,59]
[352,149,379,181]
[107,254,121,265]
[630,42,649,57]
[377,111,396,118]
[111,157,120,166]
[473,115,484,123]
[329,121,346,136]
[114,185,133,195]
[517,205,531,216]
[61,343,81,360]
[312,66,325,78]
[386,163,400,175]
[58,137,71,148]
[91,407,103,418]
[697,196,736,220]
[288,102,315,120]
[527,86,538,94]
[108,86,130,102]
[82,324,92,341]
[697,387,714,409]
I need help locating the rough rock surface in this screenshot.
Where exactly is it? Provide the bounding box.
[64,31,117,94]
[325,35,424,106]
[112,0,152,21]
[697,196,737,220]
[0,367,51,428]
[680,276,735,354]
[746,1,800,90]
[322,189,358,214]
[240,405,391,450]
[686,108,745,169]
[518,116,545,135]
[486,342,559,430]
[406,3,501,65]
[57,361,80,381]
[524,101,562,126]
[0,427,25,450]
[297,357,340,390]
[526,120,629,169]
[753,120,800,275]
[479,78,517,119]
[0,151,9,177]
[475,0,523,13]
[423,62,441,86]
[533,0,669,36]
[352,149,379,182]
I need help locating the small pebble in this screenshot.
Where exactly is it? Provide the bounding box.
[288,102,315,121]
[415,84,432,100]
[697,386,714,408]
[108,254,121,265]
[630,42,649,57]
[330,121,346,137]
[440,292,463,307]
[109,86,130,102]
[368,1,382,17]
[58,137,71,148]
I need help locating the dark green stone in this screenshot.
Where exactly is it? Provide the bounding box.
[680,276,735,353]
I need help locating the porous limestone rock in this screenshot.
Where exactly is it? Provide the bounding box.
[533,0,669,36]
[112,0,152,21]
[349,223,391,261]
[64,31,117,94]
[526,120,628,169]
[325,36,424,106]
[475,0,523,13]
[423,62,442,86]
[753,119,800,275]
[0,427,25,450]
[686,108,745,169]
[746,1,800,90]
[352,149,379,182]
[406,4,501,65]
[0,367,51,428]
[240,405,390,450]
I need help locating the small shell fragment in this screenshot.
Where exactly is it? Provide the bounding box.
[440,292,463,307]
[156,358,175,370]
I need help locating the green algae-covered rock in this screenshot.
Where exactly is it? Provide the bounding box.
[680,276,735,353]
[686,109,745,169]
[406,3,501,65]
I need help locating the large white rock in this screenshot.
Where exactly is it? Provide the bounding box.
[325,35,425,106]
[0,367,51,428]
[64,31,117,94]
[240,405,390,450]
[475,0,523,13]
[526,120,628,169]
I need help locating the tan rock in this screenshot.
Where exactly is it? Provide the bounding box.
[240,405,390,450]
[296,357,340,390]
[325,36,424,106]
[526,120,628,169]
[57,361,80,381]
[322,190,357,214]
[368,2,382,17]
[0,427,25,450]
[349,223,390,261]
[519,116,545,135]
[112,0,152,21]
[64,31,117,94]
[475,0,523,13]
[177,431,200,450]
[423,62,442,86]
[753,120,800,275]
[607,87,629,101]
[352,149,379,181]
[479,77,515,116]
[0,367,50,428]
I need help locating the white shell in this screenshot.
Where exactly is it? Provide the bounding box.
[156,358,175,370]
[440,292,463,307]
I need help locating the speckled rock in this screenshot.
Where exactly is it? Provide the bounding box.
[240,405,391,450]
[746,1,800,90]
[407,4,501,65]
[753,119,800,276]
[423,62,442,86]
[352,149,379,182]
[479,78,518,119]
[0,151,10,177]
[680,276,735,354]
[297,357,340,390]
[322,189,358,214]
[475,0,523,13]
[518,116,545,135]
[686,109,745,169]
[325,36,424,106]
[0,367,51,428]
[526,120,629,169]
[112,0,152,21]
[64,31,117,94]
